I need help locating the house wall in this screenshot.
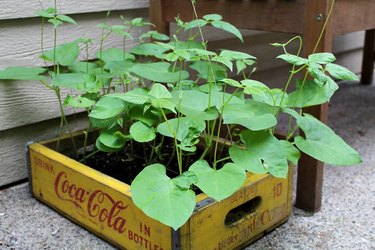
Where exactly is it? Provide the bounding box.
[0,1,149,187]
[0,0,368,187]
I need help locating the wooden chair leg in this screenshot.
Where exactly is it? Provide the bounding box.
[361,29,375,85]
[295,0,333,212]
[149,0,170,34]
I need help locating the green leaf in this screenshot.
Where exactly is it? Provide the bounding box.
[250,87,287,107]
[325,63,359,81]
[48,18,63,28]
[211,88,244,110]
[184,19,208,30]
[222,103,277,131]
[323,77,339,99]
[140,31,170,41]
[229,146,266,174]
[104,60,135,74]
[130,62,189,83]
[242,79,270,97]
[97,128,127,151]
[89,96,127,120]
[129,121,156,142]
[294,113,362,166]
[287,79,330,108]
[189,160,246,201]
[56,14,77,25]
[150,99,176,113]
[108,88,149,104]
[63,95,95,108]
[41,41,80,66]
[131,164,196,230]
[171,40,205,50]
[308,62,327,86]
[211,20,243,42]
[279,140,300,165]
[221,78,242,88]
[229,130,289,178]
[129,43,169,57]
[97,48,135,62]
[236,60,246,74]
[0,67,47,81]
[203,14,222,21]
[52,73,94,91]
[211,56,233,71]
[171,90,218,121]
[277,54,307,66]
[220,50,256,60]
[68,62,98,73]
[157,117,205,142]
[172,171,198,190]
[308,52,336,64]
[189,61,227,81]
[129,106,159,126]
[148,83,172,99]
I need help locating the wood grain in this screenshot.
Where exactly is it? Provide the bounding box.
[0,0,148,20]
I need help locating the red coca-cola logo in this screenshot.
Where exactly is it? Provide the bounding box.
[54,171,129,234]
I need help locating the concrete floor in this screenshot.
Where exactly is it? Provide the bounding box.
[0,81,374,249]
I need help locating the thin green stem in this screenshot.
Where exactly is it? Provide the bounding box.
[160,109,182,174]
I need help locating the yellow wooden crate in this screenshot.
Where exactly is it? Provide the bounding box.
[27,133,293,250]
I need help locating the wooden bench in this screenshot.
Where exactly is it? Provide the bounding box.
[149,0,375,212]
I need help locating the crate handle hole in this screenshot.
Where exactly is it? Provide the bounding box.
[224,196,261,226]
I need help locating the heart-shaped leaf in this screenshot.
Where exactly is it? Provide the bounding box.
[131,164,196,230]
[229,130,289,178]
[97,48,135,62]
[222,103,277,131]
[287,79,330,108]
[294,113,362,166]
[108,88,149,105]
[41,41,80,66]
[129,121,156,143]
[189,160,246,201]
[96,129,128,152]
[89,96,128,120]
[130,62,189,83]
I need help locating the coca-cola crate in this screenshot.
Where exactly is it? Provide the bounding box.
[27,132,293,250]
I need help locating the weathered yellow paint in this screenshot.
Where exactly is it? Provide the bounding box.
[29,143,171,250]
[28,134,293,250]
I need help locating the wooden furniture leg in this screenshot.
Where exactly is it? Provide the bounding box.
[361,29,375,85]
[149,0,169,35]
[295,0,333,212]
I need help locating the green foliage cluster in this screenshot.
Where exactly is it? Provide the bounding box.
[0,4,361,230]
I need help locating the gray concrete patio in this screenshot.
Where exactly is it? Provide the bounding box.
[0,81,374,249]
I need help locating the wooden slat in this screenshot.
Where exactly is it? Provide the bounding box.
[161,0,304,34]
[295,0,334,212]
[332,0,375,35]
[0,0,148,20]
[0,8,148,69]
[0,114,88,187]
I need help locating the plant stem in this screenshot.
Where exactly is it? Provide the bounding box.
[160,109,182,174]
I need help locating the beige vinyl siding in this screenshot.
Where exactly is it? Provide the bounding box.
[0,1,149,187]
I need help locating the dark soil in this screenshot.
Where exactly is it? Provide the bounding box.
[79,141,204,185]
